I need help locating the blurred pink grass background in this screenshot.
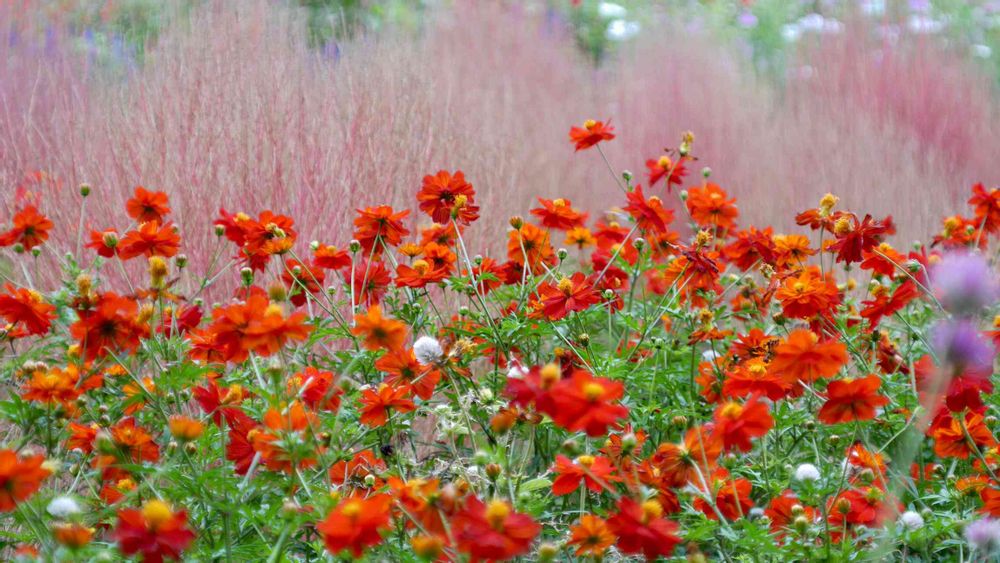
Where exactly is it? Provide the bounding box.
[1,1,997,286]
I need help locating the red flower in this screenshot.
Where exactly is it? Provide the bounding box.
[288,367,342,411]
[352,305,407,351]
[818,375,889,424]
[353,206,410,255]
[551,454,618,495]
[723,226,776,270]
[606,498,681,561]
[70,292,150,360]
[125,186,171,223]
[533,272,600,320]
[281,258,325,307]
[329,449,387,489]
[215,209,296,271]
[191,292,310,363]
[695,469,754,521]
[317,494,393,557]
[646,154,688,191]
[417,170,479,225]
[0,284,55,336]
[686,183,738,230]
[376,348,441,400]
[0,450,50,512]
[775,266,839,319]
[569,119,615,151]
[827,213,895,264]
[531,197,588,230]
[117,222,181,260]
[545,370,628,437]
[346,258,392,307]
[86,229,119,258]
[624,185,674,234]
[969,183,1000,234]
[769,328,848,386]
[452,497,541,561]
[313,244,351,270]
[358,384,416,427]
[711,395,774,452]
[112,500,195,563]
[0,205,53,250]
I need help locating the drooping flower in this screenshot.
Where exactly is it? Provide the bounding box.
[827,213,895,264]
[969,183,1000,234]
[569,119,615,151]
[624,185,674,234]
[317,494,393,557]
[507,223,556,274]
[111,500,195,562]
[694,468,754,520]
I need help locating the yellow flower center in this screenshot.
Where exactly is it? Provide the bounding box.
[340,499,363,519]
[412,259,430,275]
[718,402,744,419]
[553,198,567,207]
[641,499,663,523]
[582,382,605,402]
[485,500,510,531]
[834,217,852,235]
[540,363,560,389]
[583,119,597,130]
[141,500,173,530]
[576,455,595,467]
[657,155,672,168]
[557,277,574,295]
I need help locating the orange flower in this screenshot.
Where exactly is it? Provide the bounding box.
[686,183,738,230]
[569,119,615,151]
[125,186,171,223]
[769,328,848,386]
[452,497,541,561]
[646,154,688,192]
[694,468,754,520]
[313,244,350,270]
[395,258,448,289]
[568,514,615,557]
[650,425,722,487]
[711,395,774,452]
[376,348,440,400]
[346,258,392,307]
[358,383,416,427]
[53,522,95,550]
[969,182,1000,234]
[0,205,53,250]
[70,292,150,360]
[281,258,325,307]
[818,375,889,424]
[318,494,393,557]
[352,305,408,351]
[417,170,479,224]
[288,366,342,411]
[773,234,815,269]
[507,222,555,274]
[254,402,319,473]
[624,185,674,234]
[168,416,205,442]
[117,221,181,260]
[606,498,682,560]
[775,266,839,319]
[106,417,160,465]
[544,370,628,437]
[0,284,55,336]
[722,358,790,401]
[551,454,618,495]
[111,500,195,562]
[565,226,597,249]
[723,226,775,271]
[353,205,410,255]
[21,365,87,407]
[930,411,996,459]
[215,209,297,271]
[0,450,50,512]
[192,292,310,363]
[531,197,588,230]
[532,272,600,320]
[329,449,387,489]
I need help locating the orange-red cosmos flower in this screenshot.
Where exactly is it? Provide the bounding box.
[111,500,195,563]
[288,366,342,411]
[313,244,351,270]
[694,468,754,521]
[281,258,325,307]
[193,377,253,427]
[167,416,205,442]
[722,358,790,401]
[376,348,440,400]
[772,234,815,269]
[86,228,120,258]
[969,182,1000,234]
[818,375,889,424]
[686,183,738,230]
[711,395,774,452]
[827,486,900,530]
[545,370,628,437]
[0,450,49,512]
[766,490,817,535]
[646,154,688,192]
[624,185,674,234]
[192,292,310,363]
[330,449,387,489]
[125,186,171,224]
[346,258,392,307]
[650,425,722,487]
[353,205,411,255]
[104,417,161,466]
[930,411,996,459]
[0,205,53,250]
[253,402,319,473]
[775,266,839,319]
[417,170,479,225]
[70,292,150,360]
[352,305,407,351]
[652,249,722,307]
[723,226,776,271]
[569,119,615,151]
[827,213,895,265]
[568,514,615,557]
[318,494,393,557]
[551,454,618,495]
[53,522,95,550]
[531,197,588,230]
[215,209,297,271]
[768,328,848,386]
[0,284,55,336]
[358,383,416,427]
[606,498,682,561]
[452,496,541,561]
[21,364,94,409]
[395,258,448,289]
[533,272,600,320]
[507,222,555,275]
[117,222,181,260]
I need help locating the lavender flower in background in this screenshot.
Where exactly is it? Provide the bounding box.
[966,518,1000,553]
[931,252,999,317]
[737,10,758,29]
[931,319,996,377]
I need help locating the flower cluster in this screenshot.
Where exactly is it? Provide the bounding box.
[0,121,997,561]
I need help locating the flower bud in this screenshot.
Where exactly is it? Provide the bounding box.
[240,267,254,286]
[79,183,91,197]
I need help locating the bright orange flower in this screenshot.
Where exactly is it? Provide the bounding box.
[569,119,615,151]
[53,522,95,550]
[395,258,448,289]
[0,450,50,512]
[281,258,325,307]
[111,500,195,562]
[551,454,618,495]
[969,182,1000,234]
[0,284,55,336]
[686,183,738,230]
[168,416,205,442]
[827,486,899,529]
[117,221,181,260]
[544,370,628,437]
[606,498,682,560]
[532,272,600,320]
[346,258,392,307]
[723,226,775,270]
[818,375,889,424]
[711,395,774,452]
[568,514,615,557]
[70,292,150,360]
[769,328,848,386]
[694,468,754,521]
[507,223,555,274]
[376,348,440,400]
[193,292,311,363]
[215,209,297,271]
[930,411,996,459]
[313,244,350,270]
[352,305,408,351]
[722,358,790,401]
[650,425,722,487]
[353,205,411,255]
[0,205,53,250]
[21,365,87,407]
[254,402,319,473]
[651,249,723,306]
[417,170,478,224]
[86,228,119,258]
[531,197,588,230]
[288,366,342,411]
[624,185,674,234]
[565,226,597,249]
[358,383,416,427]
[646,154,688,192]
[329,449,387,489]
[318,494,393,557]
[106,417,160,465]
[772,233,815,269]
[125,186,171,223]
[775,266,839,319]
[452,497,541,561]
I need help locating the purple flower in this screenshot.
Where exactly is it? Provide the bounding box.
[931,320,995,377]
[931,252,999,317]
[966,518,1000,553]
[737,10,758,29]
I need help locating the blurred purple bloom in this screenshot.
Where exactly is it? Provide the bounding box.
[737,10,758,29]
[931,319,995,377]
[931,252,999,317]
[966,518,1000,553]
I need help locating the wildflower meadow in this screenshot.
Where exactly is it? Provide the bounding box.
[2,1,1000,562]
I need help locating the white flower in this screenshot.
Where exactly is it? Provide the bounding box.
[907,15,944,34]
[701,349,720,362]
[47,496,81,518]
[606,20,641,41]
[899,511,924,530]
[598,2,627,19]
[794,463,821,482]
[781,23,802,43]
[414,336,443,364]
[973,44,993,59]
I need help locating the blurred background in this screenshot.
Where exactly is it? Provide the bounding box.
[2,0,999,263]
